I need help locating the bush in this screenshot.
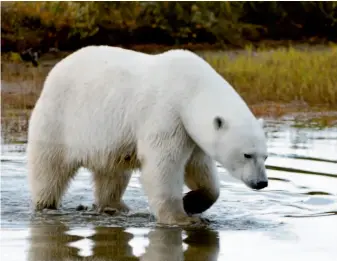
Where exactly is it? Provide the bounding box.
[2,1,337,52]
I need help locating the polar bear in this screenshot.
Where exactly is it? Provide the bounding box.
[27,46,268,226]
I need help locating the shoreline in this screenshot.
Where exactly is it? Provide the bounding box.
[2,101,337,122]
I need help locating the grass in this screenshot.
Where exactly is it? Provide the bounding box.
[203,45,337,106]
[1,45,337,137]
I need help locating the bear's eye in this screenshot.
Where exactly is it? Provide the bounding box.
[244,154,252,159]
[214,116,224,130]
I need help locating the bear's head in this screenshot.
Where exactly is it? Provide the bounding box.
[211,116,268,190]
[182,100,269,191]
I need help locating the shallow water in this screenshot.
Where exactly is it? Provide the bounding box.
[1,117,337,261]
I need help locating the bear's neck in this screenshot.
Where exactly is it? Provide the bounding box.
[180,79,255,155]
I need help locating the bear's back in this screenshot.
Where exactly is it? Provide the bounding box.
[42,46,212,99]
[28,46,220,152]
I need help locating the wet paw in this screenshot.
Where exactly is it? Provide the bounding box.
[199,216,211,224]
[35,200,57,211]
[94,202,130,215]
[115,201,131,213]
[102,207,118,215]
[183,189,215,215]
[158,215,210,227]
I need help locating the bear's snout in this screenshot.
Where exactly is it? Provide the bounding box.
[252,180,268,190]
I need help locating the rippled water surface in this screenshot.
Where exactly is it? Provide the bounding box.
[1,117,337,261]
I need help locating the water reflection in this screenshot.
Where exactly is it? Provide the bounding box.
[182,229,219,261]
[141,228,219,261]
[27,222,220,261]
[28,222,82,261]
[89,226,137,260]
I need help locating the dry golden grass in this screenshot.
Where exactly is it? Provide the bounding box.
[204,45,337,106]
[1,45,337,122]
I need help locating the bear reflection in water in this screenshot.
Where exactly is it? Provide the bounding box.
[28,221,219,261]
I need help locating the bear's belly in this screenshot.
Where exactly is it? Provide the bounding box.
[110,143,140,170]
[81,142,141,172]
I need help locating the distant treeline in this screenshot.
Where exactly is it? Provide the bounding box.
[2,1,337,53]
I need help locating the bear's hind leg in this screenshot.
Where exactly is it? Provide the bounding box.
[28,144,78,210]
[184,147,220,215]
[93,170,132,213]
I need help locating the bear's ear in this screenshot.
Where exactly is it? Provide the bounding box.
[213,116,227,131]
[257,118,265,128]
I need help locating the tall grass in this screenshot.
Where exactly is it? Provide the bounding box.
[204,46,337,106]
[1,46,337,114]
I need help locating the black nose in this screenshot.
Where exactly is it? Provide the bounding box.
[255,181,268,190]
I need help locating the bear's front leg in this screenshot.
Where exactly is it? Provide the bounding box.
[138,135,203,226]
[184,146,220,215]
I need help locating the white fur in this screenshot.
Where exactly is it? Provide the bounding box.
[27,46,268,225]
